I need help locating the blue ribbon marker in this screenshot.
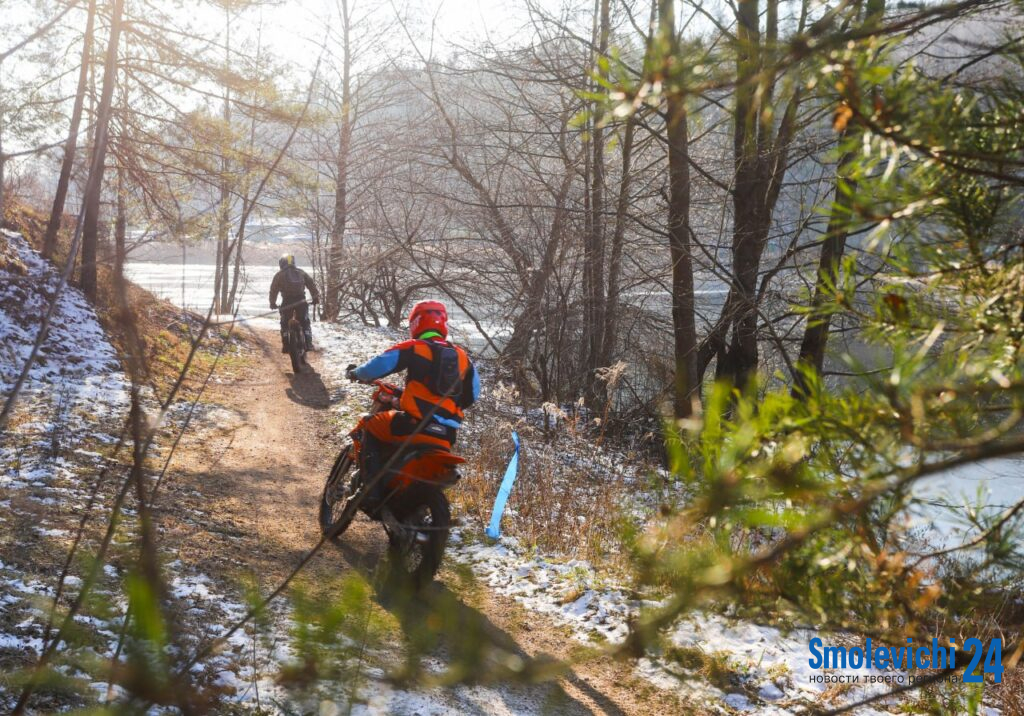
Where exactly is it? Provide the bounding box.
[485,432,520,540]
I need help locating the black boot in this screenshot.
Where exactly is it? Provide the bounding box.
[360,436,389,511]
[281,334,289,354]
[305,331,314,351]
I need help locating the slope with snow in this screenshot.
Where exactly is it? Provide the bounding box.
[0,232,283,711]
[0,230,129,428]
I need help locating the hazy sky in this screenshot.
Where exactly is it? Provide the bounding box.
[255,0,567,73]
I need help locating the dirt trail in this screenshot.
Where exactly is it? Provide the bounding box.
[165,328,680,715]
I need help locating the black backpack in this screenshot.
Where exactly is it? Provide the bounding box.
[285,267,305,291]
[429,344,464,397]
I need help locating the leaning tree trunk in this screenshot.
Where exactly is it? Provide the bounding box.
[792,0,884,394]
[501,163,573,398]
[43,0,97,260]
[80,0,124,302]
[793,149,855,394]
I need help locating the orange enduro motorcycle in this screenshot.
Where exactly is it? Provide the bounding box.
[319,380,465,587]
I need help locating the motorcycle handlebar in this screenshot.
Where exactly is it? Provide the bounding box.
[344,366,399,395]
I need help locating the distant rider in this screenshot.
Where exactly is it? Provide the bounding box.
[269,254,319,353]
[346,300,480,495]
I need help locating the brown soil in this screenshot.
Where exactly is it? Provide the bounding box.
[162,327,690,715]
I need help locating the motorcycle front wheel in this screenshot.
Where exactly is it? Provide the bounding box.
[320,446,357,539]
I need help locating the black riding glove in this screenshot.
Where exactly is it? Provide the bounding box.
[345,363,359,382]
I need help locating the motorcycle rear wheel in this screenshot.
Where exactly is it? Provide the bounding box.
[288,328,305,373]
[385,485,451,590]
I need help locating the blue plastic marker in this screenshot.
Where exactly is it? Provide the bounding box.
[485,432,520,540]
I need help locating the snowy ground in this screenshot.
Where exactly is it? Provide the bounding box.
[1,230,135,706]
[450,531,914,714]
[0,231,130,432]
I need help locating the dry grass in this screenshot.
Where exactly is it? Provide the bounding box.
[662,646,741,692]
[454,390,662,571]
[93,278,251,402]
[993,665,1024,715]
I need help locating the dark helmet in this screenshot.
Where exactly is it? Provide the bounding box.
[279,253,295,271]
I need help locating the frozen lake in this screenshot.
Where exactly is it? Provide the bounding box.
[125,262,277,327]
[912,457,1024,550]
[125,261,1024,552]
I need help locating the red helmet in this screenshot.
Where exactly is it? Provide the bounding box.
[408,300,448,339]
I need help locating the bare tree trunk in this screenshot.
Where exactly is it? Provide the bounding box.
[226,29,264,312]
[43,0,97,260]
[666,97,699,419]
[793,0,882,393]
[585,0,610,387]
[502,167,574,395]
[310,163,325,316]
[0,133,6,224]
[214,4,233,314]
[228,202,246,308]
[601,116,635,367]
[581,6,595,371]
[660,0,700,419]
[222,59,320,312]
[80,0,124,302]
[214,192,227,312]
[716,0,763,388]
[114,164,126,282]
[716,0,802,389]
[326,0,353,321]
[0,70,7,222]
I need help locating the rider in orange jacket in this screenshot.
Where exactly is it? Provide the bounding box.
[346,300,479,497]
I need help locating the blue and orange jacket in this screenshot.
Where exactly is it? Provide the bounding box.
[352,337,480,428]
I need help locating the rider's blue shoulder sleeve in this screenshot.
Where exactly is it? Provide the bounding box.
[353,349,400,381]
[461,362,480,408]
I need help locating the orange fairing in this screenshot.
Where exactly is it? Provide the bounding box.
[372,382,402,407]
[388,451,466,490]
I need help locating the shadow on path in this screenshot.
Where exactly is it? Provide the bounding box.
[331,535,625,716]
[286,362,331,409]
